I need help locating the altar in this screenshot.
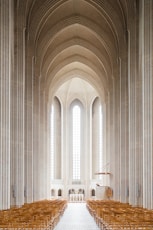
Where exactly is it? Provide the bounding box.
[69,193,84,202]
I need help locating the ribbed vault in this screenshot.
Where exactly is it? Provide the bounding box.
[25,0,128,101]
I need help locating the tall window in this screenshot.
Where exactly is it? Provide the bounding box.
[99,105,103,178]
[92,98,103,179]
[50,97,61,180]
[72,105,81,180]
[50,105,54,180]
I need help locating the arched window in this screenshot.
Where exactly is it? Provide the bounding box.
[70,100,83,182]
[50,105,54,180]
[50,97,61,180]
[91,189,95,196]
[58,189,62,196]
[99,105,103,179]
[92,98,103,179]
[51,189,55,196]
[72,105,81,180]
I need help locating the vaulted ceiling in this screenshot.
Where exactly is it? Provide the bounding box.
[22,0,130,102]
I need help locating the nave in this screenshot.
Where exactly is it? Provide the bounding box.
[54,203,100,230]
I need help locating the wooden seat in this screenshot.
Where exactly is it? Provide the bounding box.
[0,199,67,229]
[86,199,153,229]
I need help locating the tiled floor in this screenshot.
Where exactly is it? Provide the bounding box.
[54,203,100,230]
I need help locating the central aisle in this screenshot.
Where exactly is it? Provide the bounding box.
[54,203,100,230]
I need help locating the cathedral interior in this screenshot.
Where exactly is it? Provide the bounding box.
[0,0,153,214]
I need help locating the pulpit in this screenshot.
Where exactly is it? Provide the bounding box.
[96,185,112,200]
[95,169,112,200]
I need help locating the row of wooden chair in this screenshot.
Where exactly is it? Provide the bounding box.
[86,199,153,229]
[0,199,67,229]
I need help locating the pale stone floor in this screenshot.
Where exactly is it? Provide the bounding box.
[54,202,100,230]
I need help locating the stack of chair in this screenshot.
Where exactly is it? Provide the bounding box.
[0,199,67,229]
[86,199,153,229]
